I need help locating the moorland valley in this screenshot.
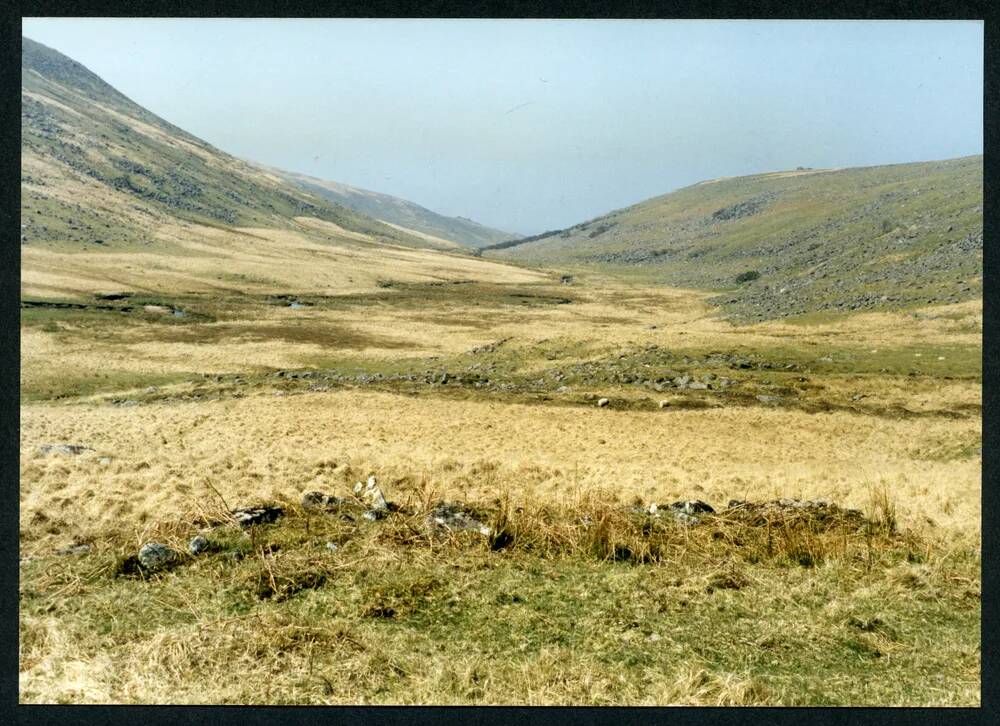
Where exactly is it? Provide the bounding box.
[19,37,982,705]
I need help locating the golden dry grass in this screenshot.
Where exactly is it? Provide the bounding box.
[21,216,545,301]
[19,385,980,555]
[18,233,981,705]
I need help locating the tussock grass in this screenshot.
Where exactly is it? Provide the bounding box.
[18,487,980,705]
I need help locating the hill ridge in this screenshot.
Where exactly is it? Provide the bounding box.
[488,155,983,322]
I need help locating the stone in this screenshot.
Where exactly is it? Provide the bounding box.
[659,400,670,409]
[427,501,492,536]
[755,394,783,404]
[687,382,709,390]
[645,500,716,526]
[325,541,339,552]
[353,475,388,512]
[231,506,284,528]
[98,457,112,466]
[597,398,610,408]
[188,535,209,555]
[38,443,93,456]
[56,543,92,556]
[138,542,178,571]
[670,500,716,515]
[143,386,158,394]
[301,491,348,511]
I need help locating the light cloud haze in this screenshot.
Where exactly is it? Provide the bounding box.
[22,18,983,235]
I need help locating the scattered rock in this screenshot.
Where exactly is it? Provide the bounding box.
[325,541,339,552]
[597,398,610,408]
[645,500,716,526]
[98,457,112,466]
[353,475,389,512]
[669,500,716,515]
[755,394,783,404]
[137,542,178,571]
[37,443,93,456]
[231,506,284,528]
[427,501,492,536]
[658,400,670,409]
[188,535,209,555]
[301,491,349,511]
[143,386,158,394]
[56,543,92,556]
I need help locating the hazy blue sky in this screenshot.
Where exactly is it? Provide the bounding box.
[22,19,983,235]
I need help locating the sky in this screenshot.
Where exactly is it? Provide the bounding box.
[22,19,983,236]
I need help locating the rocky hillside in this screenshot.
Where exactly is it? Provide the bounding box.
[486,157,983,322]
[273,169,517,250]
[20,37,439,251]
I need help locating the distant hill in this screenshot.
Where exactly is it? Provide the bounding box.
[271,169,518,250]
[486,157,983,321]
[20,37,440,251]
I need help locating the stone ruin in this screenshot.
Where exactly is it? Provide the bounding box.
[113,476,872,576]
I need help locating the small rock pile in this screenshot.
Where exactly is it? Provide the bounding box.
[113,478,870,577]
[641,500,716,526]
[426,502,492,536]
[231,506,284,528]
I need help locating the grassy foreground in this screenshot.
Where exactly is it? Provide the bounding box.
[19,491,981,705]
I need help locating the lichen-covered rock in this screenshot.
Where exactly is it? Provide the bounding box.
[56,543,92,556]
[669,500,715,515]
[231,506,284,528]
[188,535,210,555]
[138,542,177,571]
[301,491,348,511]
[645,500,716,526]
[353,476,388,512]
[427,502,492,536]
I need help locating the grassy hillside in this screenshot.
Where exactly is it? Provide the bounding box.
[272,169,517,250]
[486,158,983,322]
[20,37,438,252]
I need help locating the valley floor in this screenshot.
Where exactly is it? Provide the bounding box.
[19,263,981,705]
